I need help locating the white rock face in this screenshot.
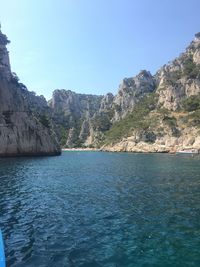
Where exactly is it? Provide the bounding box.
[102,127,200,153]
[156,35,200,111]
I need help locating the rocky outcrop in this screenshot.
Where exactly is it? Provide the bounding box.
[102,128,200,153]
[50,71,156,147]
[99,93,114,112]
[102,33,200,153]
[0,30,11,81]
[47,32,200,153]
[112,70,156,121]
[0,29,61,156]
[102,113,200,153]
[5,29,200,154]
[156,33,200,110]
[49,89,103,118]
[49,89,103,147]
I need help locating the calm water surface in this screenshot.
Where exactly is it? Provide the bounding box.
[0,152,200,267]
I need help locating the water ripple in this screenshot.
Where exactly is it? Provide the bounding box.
[0,152,200,266]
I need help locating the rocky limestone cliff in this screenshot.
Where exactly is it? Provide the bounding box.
[50,71,156,147]
[156,33,200,110]
[5,28,200,153]
[48,89,103,147]
[0,29,61,156]
[102,33,200,153]
[102,110,200,153]
[48,32,200,153]
[112,70,156,121]
[0,29,11,81]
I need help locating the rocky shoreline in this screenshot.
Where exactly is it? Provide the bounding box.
[62,148,100,152]
[101,129,200,154]
[102,144,199,154]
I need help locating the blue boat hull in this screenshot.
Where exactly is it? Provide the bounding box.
[0,230,5,267]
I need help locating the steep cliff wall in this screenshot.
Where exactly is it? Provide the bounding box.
[48,89,103,147]
[50,71,156,147]
[156,33,200,110]
[47,32,200,152]
[0,29,61,156]
[112,70,156,121]
[102,33,200,152]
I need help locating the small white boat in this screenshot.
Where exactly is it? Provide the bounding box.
[176,149,198,154]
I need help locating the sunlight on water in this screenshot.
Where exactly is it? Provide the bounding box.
[0,152,200,267]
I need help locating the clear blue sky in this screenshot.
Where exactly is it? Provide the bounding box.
[0,0,200,99]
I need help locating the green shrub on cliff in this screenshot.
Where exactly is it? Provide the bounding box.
[39,114,50,128]
[182,94,200,111]
[188,110,200,127]
[183,55,200,79]
[163,116,177,127]
[60,126,68,146]
[92,113,111,132]
[104,93,158,144]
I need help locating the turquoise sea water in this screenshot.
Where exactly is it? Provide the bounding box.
[0,152,200,267]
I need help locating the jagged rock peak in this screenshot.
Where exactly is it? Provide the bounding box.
[0,24,10,45]
[112,70,156,121]
[49,89,103,113]
[0,32,10,45]
[137,70,153,78]
[0,27,11,80]
[120,70,155,91]
[195,32,200,41]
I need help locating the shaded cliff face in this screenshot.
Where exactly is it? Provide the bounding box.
[49,89,103,147]
[0,30,61,156]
